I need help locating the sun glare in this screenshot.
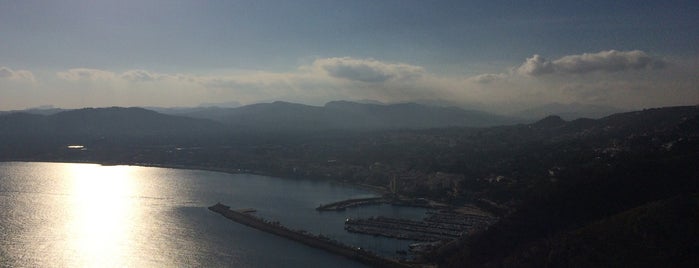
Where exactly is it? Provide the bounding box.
[65,164,138,266]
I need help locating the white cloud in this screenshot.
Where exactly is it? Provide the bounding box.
[312,57,424,83]
[517,54,554,76]
[120,69,161,82]
[56,68,117,81]
[0,68,11,78]
[57,68,189,83]
[518,50,665,76]
[469,73,509,84]
[0,66,35,82]
[38,54,695,111]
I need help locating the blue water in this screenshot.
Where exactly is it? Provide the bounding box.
[0,162,427,267]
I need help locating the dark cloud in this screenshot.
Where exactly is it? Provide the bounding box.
[518,50,665,76]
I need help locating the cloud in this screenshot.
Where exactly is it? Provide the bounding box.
[313,57,424,83]
[57,68,116,81]
[57,68,189,83]
[469,73,509,84]
[0,66,35,82]
[42,54,694,112]
[518,50,665,76]
[120,69,161,82]
[0,68,11,78]
[517,54,554,76]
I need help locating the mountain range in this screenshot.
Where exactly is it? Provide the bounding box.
[0,101,628,132]
[179,101,524,132]
[0,101,525,136]
[514,102,626,120]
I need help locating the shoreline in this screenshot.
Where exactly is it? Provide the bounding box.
[1,159,391,196]
[2,159,490,265]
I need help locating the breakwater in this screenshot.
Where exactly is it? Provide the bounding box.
[208,203,412,268]
[317,197,448,212]
[316,197,387,211]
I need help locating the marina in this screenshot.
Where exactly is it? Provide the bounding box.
[345,210,496,242]
[209,203,412,268]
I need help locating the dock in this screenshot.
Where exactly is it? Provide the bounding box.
[208,203,412,268]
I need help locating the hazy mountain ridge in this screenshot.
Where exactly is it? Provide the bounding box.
[0,101,524,142]
[0,107,66,116]
[0,101,634,132]
[178,100,524,131]
[515,102,626,120]
[0,107,227,144]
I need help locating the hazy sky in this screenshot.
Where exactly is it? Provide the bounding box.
[1,0,697,111]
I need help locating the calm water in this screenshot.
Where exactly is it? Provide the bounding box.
[0,162,427,267]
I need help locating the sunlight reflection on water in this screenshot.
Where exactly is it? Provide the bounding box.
[64,164,137,267]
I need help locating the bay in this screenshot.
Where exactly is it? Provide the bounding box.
[0,162,426,267]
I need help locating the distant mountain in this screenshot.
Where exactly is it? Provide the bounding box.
[546,105,698,138]
[324,100,522,128]
[197,101,242,108]
[0,101,525,148]
[180,100,524,132]
[0,106,66,116]
[0,107,227,145]
[50,107,226,136]
[516,102,625,120]
[529,115,566,128]
[145,106,228,116]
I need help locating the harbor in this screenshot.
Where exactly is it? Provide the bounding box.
[209,203,413,268]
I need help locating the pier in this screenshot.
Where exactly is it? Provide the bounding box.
[316,196,449,211]
[208,203,412,268]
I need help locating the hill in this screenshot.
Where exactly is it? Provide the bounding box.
[444,194,699,267]
[0,107,228,148]
[516,102,625,120]
[434,105,699,267]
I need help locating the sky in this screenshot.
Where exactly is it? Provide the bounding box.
[1,0,698,112]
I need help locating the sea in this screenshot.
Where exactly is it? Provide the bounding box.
[0,162,428,267]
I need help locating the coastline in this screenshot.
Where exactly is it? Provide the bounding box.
[1,159,390,196]
[1,159,491,266]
